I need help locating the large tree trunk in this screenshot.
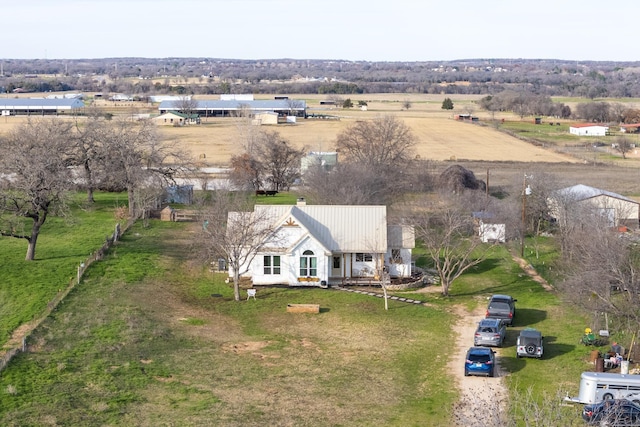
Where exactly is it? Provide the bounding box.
[127,186,136,218]
[25,212,46,261]
[84,161,95,203]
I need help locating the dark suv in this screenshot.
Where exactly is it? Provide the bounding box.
[485,294,517,326]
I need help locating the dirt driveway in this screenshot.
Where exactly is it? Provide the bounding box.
[448,305,509,426]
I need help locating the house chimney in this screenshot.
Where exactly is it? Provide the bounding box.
[297,197,306,206]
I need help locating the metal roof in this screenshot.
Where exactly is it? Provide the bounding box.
[158,99,306,111]
[557,184,638,204]
[0,98,84,109]
[254,204,388,253]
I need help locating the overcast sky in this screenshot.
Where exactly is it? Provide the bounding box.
[4,0,638,62]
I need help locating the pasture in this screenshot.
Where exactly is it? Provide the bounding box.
[0,93,585,166]
[0,216,592,426]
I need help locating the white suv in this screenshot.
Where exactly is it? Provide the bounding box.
[516,328,543,359]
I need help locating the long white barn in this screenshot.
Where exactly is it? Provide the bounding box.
[0,98,84,115]
[159,99,307,117]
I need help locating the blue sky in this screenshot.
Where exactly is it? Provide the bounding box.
[4,0,638,61]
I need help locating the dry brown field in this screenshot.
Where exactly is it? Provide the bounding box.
[5,94,640,194]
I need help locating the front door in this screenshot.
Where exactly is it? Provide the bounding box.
[331,255,342,277]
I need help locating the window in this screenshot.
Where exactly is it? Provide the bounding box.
[300,250,317,277]
[355,253,373,262]
[264,255,281,275]
[390,249,403,263]
[332,256,341,269]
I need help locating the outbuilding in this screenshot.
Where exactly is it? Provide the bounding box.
[569,123,609,136]
[0,98,84,116]
[548,184,640,229]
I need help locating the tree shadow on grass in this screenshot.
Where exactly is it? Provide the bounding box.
[512,308,547,327]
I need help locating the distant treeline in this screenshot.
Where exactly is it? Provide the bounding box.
[3,57,640,98]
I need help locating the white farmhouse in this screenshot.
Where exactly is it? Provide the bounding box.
[229,200,415,287]
[569,123,609,136]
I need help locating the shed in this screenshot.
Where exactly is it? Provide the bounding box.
[160,206,175,221]
[253,111,279,125]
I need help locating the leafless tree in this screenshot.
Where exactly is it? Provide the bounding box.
[409,196,494,296]
[302,162,405,206]
[401,99,412,110]
[229,153,263,191]
[100,118,193,218]
[253,130,305,191]
[172,95,198,121]
[554,200,640,331]
[199,191,279,301]
[614,135,634,159]
[336,115,416,168]
[286,99,303,117]
[0,119,75,260]
[72,110,110,203]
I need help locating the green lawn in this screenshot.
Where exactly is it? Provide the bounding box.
[0,197,598,425]
[0,192,126,345]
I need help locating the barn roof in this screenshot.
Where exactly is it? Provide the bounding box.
[0,98,84,109]
[557,184,638,204]
[159,99,306,111]
[569,123,609,128]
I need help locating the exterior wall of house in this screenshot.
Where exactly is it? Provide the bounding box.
[250,232,330,286]
[569,126,608,136]
[385,248,412,278]
[587,195,639,228]
[549,194,640,229]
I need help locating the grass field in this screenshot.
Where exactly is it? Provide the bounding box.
[0,214,596,426]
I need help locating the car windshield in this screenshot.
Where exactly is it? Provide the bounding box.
[489,302,510,310]
[468,354,491,363]
[480,327,496,333]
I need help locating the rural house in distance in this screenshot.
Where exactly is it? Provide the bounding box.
[569,123,610,136]
[229,199,415,287]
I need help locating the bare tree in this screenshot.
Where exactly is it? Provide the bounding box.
[200,191,279,301]
[410,196,493,296]
[401,99,412,110]
[0,119,75,260]
[336,115,416,167]
[100,118,193,218]
[229,153,263,191]
[302,162,406,206]
[172,95,198,122]
[253,130,305,191]
[614,135,634,159]
[72,110,110,203]
[286,99,303,117]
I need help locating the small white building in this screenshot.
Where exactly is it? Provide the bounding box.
[569,123,609,136]
[153,111,199,126]
[229,201,414,287]
[252,111,279,125]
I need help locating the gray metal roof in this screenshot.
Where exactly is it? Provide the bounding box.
[557,184,638,204]
[254,204,388,253]
[159,99,306,111]
[0,98,84,109]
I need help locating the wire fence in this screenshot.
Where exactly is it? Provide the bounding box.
[0,219,134,373]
